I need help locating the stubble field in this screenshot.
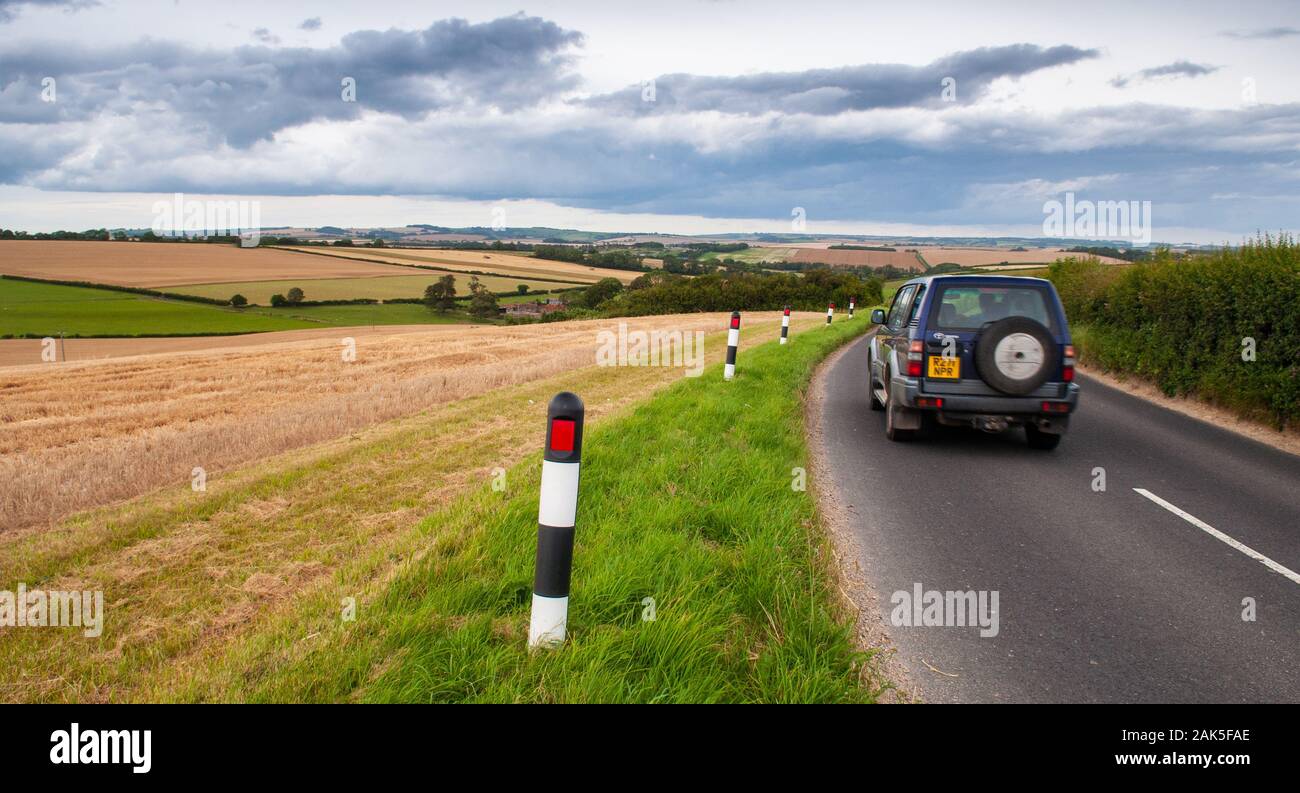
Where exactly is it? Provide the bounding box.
[0,240,412,287]
[0,313,805,532]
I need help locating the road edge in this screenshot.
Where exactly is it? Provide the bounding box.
[1078,363,1300,459]
[804,330,920,703]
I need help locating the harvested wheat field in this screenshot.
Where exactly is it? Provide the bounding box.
[280,246,641,284]
[0,240,413,287]
[0,324,464,367]
[914,246,1127,267]
[790,247,923,269]
[0,312,808,533]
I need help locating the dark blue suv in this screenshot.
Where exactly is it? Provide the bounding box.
[868,275,1079,449]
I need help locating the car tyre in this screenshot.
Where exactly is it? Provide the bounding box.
[884,375,915,442]
[869,350,884,411]
[975,317,1058,396]
[1025,424,1062,450]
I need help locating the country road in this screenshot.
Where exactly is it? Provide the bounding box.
[817,332,1300,703]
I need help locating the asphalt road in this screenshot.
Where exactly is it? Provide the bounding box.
[818,332,1300,703]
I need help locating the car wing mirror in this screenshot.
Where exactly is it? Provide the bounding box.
[870,309,886,324]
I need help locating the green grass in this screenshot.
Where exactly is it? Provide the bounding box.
[169,274,584,305]
[224,314,877,702]
[0,277,316,337]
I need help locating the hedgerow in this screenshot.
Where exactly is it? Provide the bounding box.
[1049,235,1300,428]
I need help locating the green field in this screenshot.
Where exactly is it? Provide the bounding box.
[700,247,795,264]
[170,274,584,305]
[0,278,316,337]
[249,302,483,327]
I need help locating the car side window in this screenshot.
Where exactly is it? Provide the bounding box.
[906,285,927,325]
[886,286,915,331]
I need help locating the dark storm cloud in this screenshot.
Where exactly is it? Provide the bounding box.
[584,44,1099,115]
[1110,60,1219,88]
[0,0,95,24]
[0,13,584,145]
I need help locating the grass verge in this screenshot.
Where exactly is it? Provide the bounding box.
[220,314,877,702]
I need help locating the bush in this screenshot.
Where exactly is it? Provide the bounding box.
[230,294,248,308]
[1047,236,1300,428]
[580,277,624,308]
[270,293,288,307]
[603,269,883,317]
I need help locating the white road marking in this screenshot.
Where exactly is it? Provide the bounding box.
[1133,488,1300,586]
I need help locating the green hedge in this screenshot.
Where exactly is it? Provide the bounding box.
[605,270,883,317]
[1048,236,1300,429]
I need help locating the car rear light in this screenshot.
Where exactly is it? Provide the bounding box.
[906,340,924,377]
[915,397,944,408]
[1041,402,1070,414]
[1062,344,1075,383]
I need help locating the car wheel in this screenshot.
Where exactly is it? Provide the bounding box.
[1025,424,1062,450]
[975,317,1058,396]
[869,349,884,411]
[884,375,915,442]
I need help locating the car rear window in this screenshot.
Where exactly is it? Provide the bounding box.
[931,285,1055,330]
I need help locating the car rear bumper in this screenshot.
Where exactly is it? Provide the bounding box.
[893,375,1080,414]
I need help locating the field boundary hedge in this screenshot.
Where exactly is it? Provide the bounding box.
[1048,236,1300,429]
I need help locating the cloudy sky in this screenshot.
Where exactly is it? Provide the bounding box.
[1,0,1298,242]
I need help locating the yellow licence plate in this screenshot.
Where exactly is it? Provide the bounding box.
[927,356,960,379]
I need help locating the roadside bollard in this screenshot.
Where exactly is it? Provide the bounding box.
[724,311,740,380]
[528,392,584,649]
[780,306,790,345]
[826,302,835,325]
[849,297,856,318]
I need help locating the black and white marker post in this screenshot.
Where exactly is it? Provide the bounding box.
[826,302,835,325]
[724,311,741,380]
[780,306,790,345]
[528,392,584,650]
[849,297,856,318]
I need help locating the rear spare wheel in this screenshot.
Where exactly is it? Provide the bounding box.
[975,317,1057,396]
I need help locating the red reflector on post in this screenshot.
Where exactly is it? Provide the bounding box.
[730,316,740,329]
[549,419,575,452]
